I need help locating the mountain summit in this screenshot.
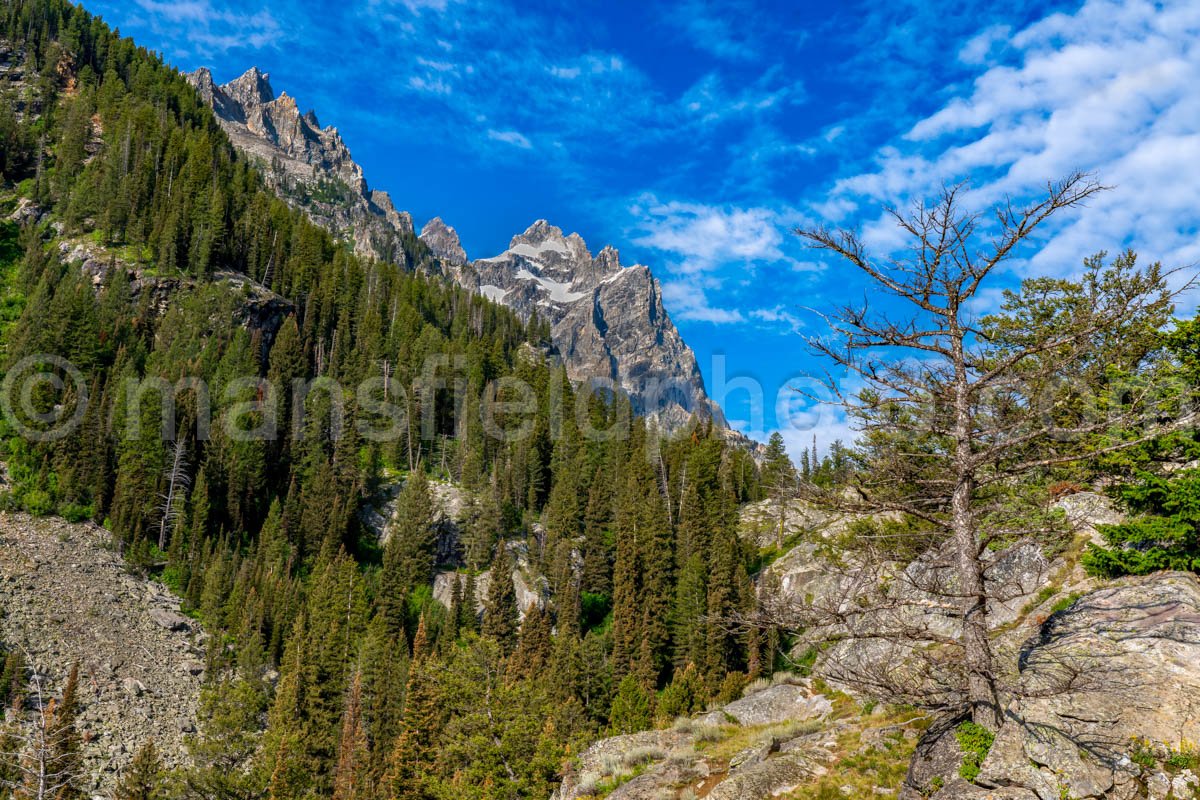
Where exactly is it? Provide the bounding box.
[191,67,724,431]
[456,220,722,428]
[186,67,416,265]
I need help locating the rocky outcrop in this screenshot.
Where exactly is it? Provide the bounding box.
[913,572,1200,800]
[455,220,722,430]
[361,477,470,566]
[554,677,836,800]
[185,67,417,266]
[432,539,548,620]
[59,239,295,350]
[698,683,833,727]
[419,217,467,266]
[0,513,204,793]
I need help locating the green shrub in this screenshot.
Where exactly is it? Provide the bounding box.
[1082,470,1200,577]
[58,502,93,523]
[22,489,53,517]
[1129,737,1156,769]
[956,721,995,783]
[1049,592,1082,615]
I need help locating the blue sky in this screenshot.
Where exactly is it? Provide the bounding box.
[85,0,1200,457]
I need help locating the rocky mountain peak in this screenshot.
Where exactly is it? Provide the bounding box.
[512,219,563,246]
[186,66,416,266]
[224,66,274,108]
[189,68,725,432]
[463,220,723,429]
[594,244,621,274]
[420,217,467,265]
[498,220,597,283]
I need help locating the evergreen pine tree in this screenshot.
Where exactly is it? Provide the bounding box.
[114,741,163,800]
[506,603,552,682]
[331,672,369,800]
[482,545,519,654]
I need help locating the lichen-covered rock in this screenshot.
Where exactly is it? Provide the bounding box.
[554,679,840,800]
[698,683,831,727]
[913,572,1200,800]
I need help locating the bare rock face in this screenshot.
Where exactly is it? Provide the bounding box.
[553,677,834,800]
[185,67,416,266]
[459,219,722,430]
[697,683,833,728]
[0,513,204,793]
[58,239,295,352]
[909,572,1200,800]
[419,217,467,266]
[432,539,548,620]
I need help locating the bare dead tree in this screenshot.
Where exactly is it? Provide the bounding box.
[157,437,191,551]
[0,656,82,800]
[790,172,1197,728]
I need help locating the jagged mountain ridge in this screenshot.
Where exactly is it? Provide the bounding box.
[186,67,417,267]
[189,66,727,431]
[425,217,723,428]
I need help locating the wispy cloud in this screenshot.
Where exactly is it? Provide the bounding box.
[486,129,532,149]
[680,68,804,127]
[630,197,791,271]
[661,280,745,324]
[629,196,810,326]
[130,0,284,56]
[817,0,1200,281]
[664,0,800,63]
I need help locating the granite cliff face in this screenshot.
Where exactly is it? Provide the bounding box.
[430,218,723,429]
[186,67,417,266]
[190,67,725,431]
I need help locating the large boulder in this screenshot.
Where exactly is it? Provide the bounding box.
[914,572,1200,800]
[699,683,832,727]
[554,678,838,800]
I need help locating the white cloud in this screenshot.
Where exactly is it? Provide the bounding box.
[661,280,745,324]
[821,0,1200,284]
[409,75,453,95]
[630,197,790,272]
[629,197,815,326]
[751,305,805,334]
[958,23,1011,64]
[133,0,282,54]
[486,129,533,149]
[679,70,803,127]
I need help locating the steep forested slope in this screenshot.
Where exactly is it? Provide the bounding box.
[0,2,788,796]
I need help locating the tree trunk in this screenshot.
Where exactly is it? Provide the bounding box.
[951,331,1001,729]
[951,472,1000,729]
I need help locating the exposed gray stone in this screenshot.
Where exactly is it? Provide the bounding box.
[917,572,1200,800]
[420,217,467,265]
[185,67,417,267]
[0,513,204,793]
[461,220,723,431]
[148,607,192,632]
[710,683,832,727]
